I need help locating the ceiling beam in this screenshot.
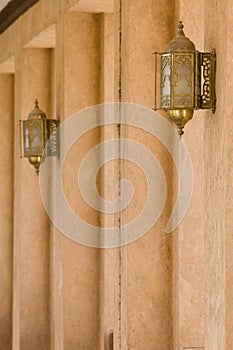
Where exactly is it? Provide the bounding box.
[0,0,39,35]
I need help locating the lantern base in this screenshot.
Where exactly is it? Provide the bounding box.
[168,109,194,138]
[28,156,43,175]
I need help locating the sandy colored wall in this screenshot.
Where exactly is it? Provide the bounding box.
[0,74,14,350]
[0,0,232,349]
[204,0,233,349]
[119,0,175,348]
[13,48,52,350]
[173,0,206,348]
[61,12,101,349]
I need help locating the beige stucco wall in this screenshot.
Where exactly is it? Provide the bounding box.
[13,48,52,350]
[173,0,205,348]
[204,0,233,349]
[0,0,232,349]
[60,12,101,349]
[119,0,175,348]
[0,74,14,349]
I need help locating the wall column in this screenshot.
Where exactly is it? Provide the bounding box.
[0,74,14,350]
[13,48,52,350]
[53,12,101,349]
[118,0,175,348]
[98,12,117,350]
[225,2,233,348]
[173,1,205,349]
[204,0,230,348]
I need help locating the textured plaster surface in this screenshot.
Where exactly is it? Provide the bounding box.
[58,13,101,350]
[13,49,52,350]
[0,0,233,349]
[225,3,233,348]
[98,13,117,350]
[0,74,13,350]
[204,0,232,349]
[173,0,205,349]
[24,24,56,48]
[120,0,175,348]
[69,0,114,13]
[0,55,14,73]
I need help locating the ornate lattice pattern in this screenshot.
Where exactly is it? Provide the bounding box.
[174,55,192,88]
[200,51,216,111]
[47,120,59,156]
[202,54,212,107]
[160,55,171,108]
[161,95,170,107]
[161,55,171,88]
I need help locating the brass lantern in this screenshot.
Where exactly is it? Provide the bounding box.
[20,100,59,174]
[154,21,216,137]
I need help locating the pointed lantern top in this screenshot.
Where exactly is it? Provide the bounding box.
[167,21,195,51]
[28,99,47,120]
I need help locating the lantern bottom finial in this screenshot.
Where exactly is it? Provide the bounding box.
[28,155,43,175]
[168,109,194,137]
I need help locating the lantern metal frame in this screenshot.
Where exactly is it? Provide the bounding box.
[153,22,216,137]
[20,100,59,174]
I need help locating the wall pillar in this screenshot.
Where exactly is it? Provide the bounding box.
[225,2,233,348]
[173,1,205,349]
[98,12,117,350]
[204,0,229,348]
[0,74,14,350]
[53,12,101,349]
[13,48,52,350]
[118,0,175,348]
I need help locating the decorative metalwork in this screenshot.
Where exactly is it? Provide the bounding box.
[161,95,170,108]
[153,21,216,137]
[46,120,59,156]
[20,100,59,174]
[173,53,194,108]
[174,55,192,87]
[160,54,171,109]
[200,50,216,111]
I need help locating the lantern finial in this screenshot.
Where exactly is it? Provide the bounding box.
[28,99,47,120]
[178,21,184,31]
[167,20,195,51]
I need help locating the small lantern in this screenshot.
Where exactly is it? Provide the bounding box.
[20,100,59,174]
[154,21,216,137]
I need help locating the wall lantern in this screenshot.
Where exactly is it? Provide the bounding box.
[20,100,59,174]
[154,21,216,137]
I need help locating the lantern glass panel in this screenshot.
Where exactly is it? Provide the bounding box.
[28,119,45,155]
[160,54,171,109]
[22,120,31,157]
[24,126,29,152]
[172,53,195,108]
